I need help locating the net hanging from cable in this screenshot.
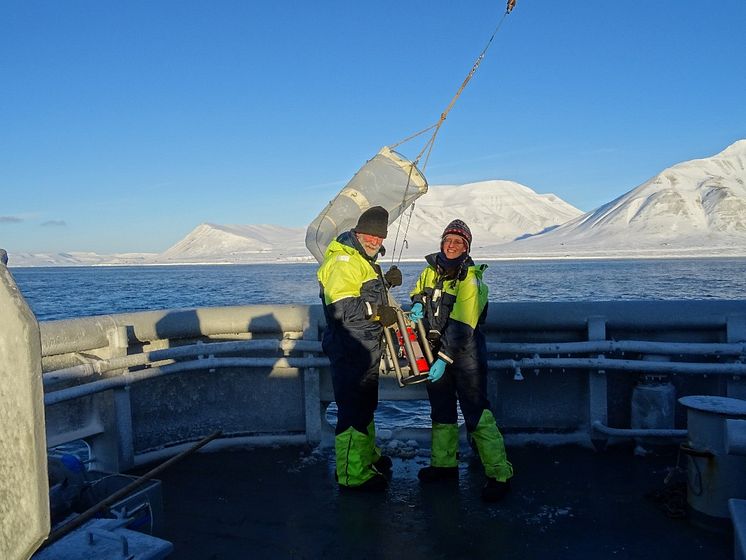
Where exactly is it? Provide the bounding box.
[305,1,517,263]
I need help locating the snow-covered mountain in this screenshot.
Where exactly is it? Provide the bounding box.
[6,252,157,268]
[389,180,583,257]
[501,139,746,257]
[6,139,746,266]
[146,180,580,263]
[158,223,309,263]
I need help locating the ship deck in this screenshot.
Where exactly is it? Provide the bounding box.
[133,441,732,560]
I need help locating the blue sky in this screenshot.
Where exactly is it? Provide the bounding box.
[2,0,745,253]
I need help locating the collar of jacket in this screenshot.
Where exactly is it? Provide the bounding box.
[424,252,474,280]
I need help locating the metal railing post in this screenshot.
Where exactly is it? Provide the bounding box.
[110,326,134,470]
[587,316,608,449]
[303,307,323,445]
[727,315,746,400]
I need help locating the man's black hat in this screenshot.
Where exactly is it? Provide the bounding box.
[354,206,388,238]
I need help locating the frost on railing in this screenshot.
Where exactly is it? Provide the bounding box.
[36,300,746,458]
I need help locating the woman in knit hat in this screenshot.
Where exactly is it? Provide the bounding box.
[409,219,513,502]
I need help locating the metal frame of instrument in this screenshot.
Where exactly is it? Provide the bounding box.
[382,307,433,387]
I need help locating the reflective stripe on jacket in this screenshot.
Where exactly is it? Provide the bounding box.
[317,231,387,347]
[410,254,488,364]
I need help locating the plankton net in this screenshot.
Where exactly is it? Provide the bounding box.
[305,146,428,263]
[304,1,519,384]
[305,1,517,263]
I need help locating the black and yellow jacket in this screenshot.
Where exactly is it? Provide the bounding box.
[317,231,387,365]
[410,253,488,365]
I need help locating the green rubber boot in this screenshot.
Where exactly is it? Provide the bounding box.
[418,422,459,482]
[366,421,392,473]
[471,409,513,481]
[335,427,387,491]
[471,409,513,502]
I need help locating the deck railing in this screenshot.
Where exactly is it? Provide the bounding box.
[32,300,746,472]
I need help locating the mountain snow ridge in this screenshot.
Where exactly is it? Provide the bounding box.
[388,180,583,256]
[6,140,746,266]
[159,223,307,261]
[507,139,746,257]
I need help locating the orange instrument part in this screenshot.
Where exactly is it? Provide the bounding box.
[396,325,430,374]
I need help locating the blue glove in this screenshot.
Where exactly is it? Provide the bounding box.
[428,358,447,383]
[409,302,424,324]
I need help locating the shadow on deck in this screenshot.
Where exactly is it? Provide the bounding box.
[131,441,732,560]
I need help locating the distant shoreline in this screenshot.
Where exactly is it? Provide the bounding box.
[7,252,746,269]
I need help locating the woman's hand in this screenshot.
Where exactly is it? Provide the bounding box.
[409,302,424,324]
[428,358,447,382]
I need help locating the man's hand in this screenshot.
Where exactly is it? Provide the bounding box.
[384,266,402,288]
[374,304,398,327]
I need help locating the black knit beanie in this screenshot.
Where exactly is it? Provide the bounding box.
[354,206,389,239]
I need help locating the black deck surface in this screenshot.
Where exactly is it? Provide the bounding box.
[133,442,731,560]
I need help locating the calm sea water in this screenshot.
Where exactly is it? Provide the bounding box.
[10,258,746,322]
[10,258,745,430]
